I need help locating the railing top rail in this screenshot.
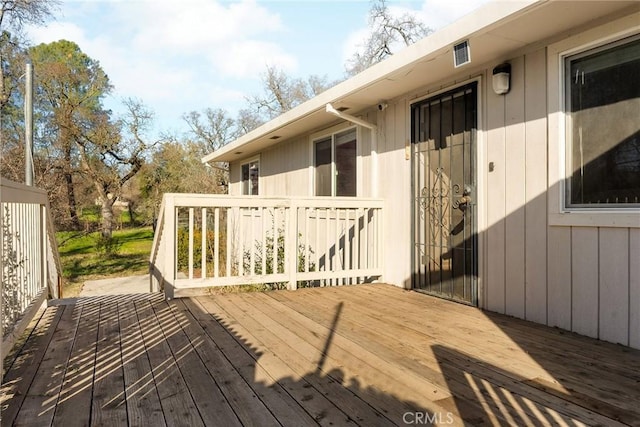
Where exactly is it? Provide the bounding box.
[163,193,384,209]
[150,195,167,264]
[0,178,47,204]
[46,213,63,298]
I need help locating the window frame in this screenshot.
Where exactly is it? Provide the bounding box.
[563,35,640,210]
[310,124,358,197]
[240,157,260,196]
[547,14,640,228]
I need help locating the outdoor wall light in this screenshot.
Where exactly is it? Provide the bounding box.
[492,63,511,95]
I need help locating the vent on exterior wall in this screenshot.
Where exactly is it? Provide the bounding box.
[453,40,471,67]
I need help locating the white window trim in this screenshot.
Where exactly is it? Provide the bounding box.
[240,156,260,196]
[308,123,358,197]
[547,12,640,228]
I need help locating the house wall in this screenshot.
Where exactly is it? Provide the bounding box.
[228,11,639,349]
[230,115,375,198]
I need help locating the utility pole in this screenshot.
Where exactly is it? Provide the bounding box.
[25,60,34,186]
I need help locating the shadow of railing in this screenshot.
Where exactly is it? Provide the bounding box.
[1,291,448,426]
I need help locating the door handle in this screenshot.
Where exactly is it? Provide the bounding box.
[458,195,471,205]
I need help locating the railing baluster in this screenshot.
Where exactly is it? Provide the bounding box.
[304,207,310,274]
[355,208,361,278]
[261,207,267,275]
[226,207,231,277]
[364,208,370,270]
[273,208,279,274]
[214,207,220,278]
[238,208,245,277]
[188,207,194,279]
[201,207,207,279]
[345,209,351,280]
[315,208,320,276]
[250,208,256,276]
[324,208,330,286]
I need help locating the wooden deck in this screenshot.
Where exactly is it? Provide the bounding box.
[2,284,639,426]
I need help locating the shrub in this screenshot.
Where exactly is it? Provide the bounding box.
[243,229,315,289]
[94,234,121,256]
[176,227,227,276]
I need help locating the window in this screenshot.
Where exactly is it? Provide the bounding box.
[241,159,259,195]
[314,128,357,197]
[564,36,640,208]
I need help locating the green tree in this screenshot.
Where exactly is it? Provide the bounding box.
[30,41,155,237]
[30,40,112,229]
[139,139,224,224]
[0,0,58,110]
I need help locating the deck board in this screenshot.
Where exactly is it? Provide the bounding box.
[2,284,639,426]
[118,300,166,427]
[53,303,100,427]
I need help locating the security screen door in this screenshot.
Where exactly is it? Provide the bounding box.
[411,82,477,305]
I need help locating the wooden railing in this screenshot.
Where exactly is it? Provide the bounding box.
[1,178,62,369]
[150,194,384,298]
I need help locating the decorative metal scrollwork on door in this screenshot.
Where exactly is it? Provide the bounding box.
[420,167,451,240]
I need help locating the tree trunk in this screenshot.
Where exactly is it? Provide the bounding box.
[127,200,136,226]
[100,197,116,239]
[63,145,80,229]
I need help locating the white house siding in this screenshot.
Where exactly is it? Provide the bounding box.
[484,48,550,327]
[227,13,639,349]
[378,99,413,288]
[260,135,310,196]
[483,41,639,348]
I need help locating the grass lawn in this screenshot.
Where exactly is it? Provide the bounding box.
[57,227,153,297]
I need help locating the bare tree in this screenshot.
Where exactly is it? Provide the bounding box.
[76,98,158,238]
[235,107,263,135]
[183,107,236,152]
[247,65,335,121]
[345,0,431,76]
[0,0,58,30]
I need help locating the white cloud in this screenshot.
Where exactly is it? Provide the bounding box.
[23,0,301,135]
[212,40,298,78]
[26,21,86,46]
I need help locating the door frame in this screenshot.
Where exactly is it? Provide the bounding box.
[408,76,485,307]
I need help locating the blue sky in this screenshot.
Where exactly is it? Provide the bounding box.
[25,0,490,140]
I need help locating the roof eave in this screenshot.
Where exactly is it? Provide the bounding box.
[202,0,541,164]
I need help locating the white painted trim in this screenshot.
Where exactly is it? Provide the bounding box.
[309,124,358,197]
[548,12,640,228]
[325,105,379,198]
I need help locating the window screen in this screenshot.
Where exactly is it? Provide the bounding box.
[565,37,640,207]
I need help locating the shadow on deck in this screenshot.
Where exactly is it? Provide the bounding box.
[2,284,639,426]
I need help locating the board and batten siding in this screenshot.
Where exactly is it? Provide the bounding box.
[377,99,413,288]
[483,46,640,348]
[229,135,309,197]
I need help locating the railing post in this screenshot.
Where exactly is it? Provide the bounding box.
[286,202,298,290]
[164,195,176,299]
[1,198,4,379]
